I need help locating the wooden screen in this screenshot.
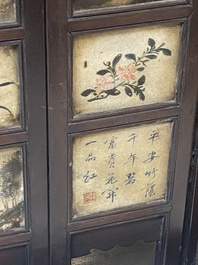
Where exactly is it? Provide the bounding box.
[0,1,48,265]
[47,0,198,264]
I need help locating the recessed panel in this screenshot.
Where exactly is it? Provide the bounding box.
[73,24,181,117]
[0,244,28,265]
[73,0,175,13]
[72,241,156,265]
[0,0,16,23]
[72,121,172,218]
[0,45,21,129]
[0,147,25,233]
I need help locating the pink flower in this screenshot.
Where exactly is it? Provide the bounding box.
[94,76,113,94]
[118,64,137,82]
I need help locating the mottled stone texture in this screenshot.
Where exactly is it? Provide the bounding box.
[74,0,162,11]
[0,0,16,22]
[0,147,25,233]
[0,45,20,128]
[72,241,156,265]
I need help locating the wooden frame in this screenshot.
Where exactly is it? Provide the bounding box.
[47,0,198,264]
[1,0,198,264]
[180,107,198,264]
[69,0,188,18]
[0,0,48,264]
[70,217,165,264]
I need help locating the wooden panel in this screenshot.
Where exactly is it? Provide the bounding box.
[0,232,31,247]
[67,6,191,32]
[71,217,162,258]
[0,244,28,265]
[0,132,28,145]
[68,106,181,132]
[70,0,187,18]
[0,28,25,42]
[23,0,48,263]
[180,108,198,264]
[0,0,48,265]
[47,0,69,263]
[165,7,198,264]
[47,0,198,264]
[72,241,156,265]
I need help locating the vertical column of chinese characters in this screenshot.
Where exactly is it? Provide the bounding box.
[102,136,119,203]
[142,130,159,198]
[124,132,138,187]
[83,141,97,204]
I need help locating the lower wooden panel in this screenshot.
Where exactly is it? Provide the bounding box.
[0,243,29,265]
[72,240,157,265]
[71,217,163,258]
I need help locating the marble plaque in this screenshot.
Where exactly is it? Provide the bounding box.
[0,45,20,129]
[0,0,16,23]
[72,241,156,265]
[73,24,181,117]
[72,121,172,218]
[0,147,25,233]
[73,0,174,12]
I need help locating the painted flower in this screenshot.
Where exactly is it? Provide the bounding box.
[118,63,137,82]
[94,75,113,95]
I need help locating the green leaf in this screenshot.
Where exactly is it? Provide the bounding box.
[160,48,172,56]
[137,67,145,72]
[142,60,149,64]
[105,89,120,96]
[125,53,136,61]
[139,91,145,101]
[0,82,15,87]
[141,60,149,66]
[0,106,13,116]
[146,55,157,59]
[137,75,146,86]
[125,87,132,97]
[81,89,96,97]
[132,86,145,101]
[96,69,110,75]
[148,38,155,47]
[112,54,122,69]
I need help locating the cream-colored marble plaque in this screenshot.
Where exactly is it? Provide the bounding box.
[73,24,181,117]
[0,45,20,128]
[0,147,25,233]
[0,0,16,23]
[72,241,156,265]
[73,0,174,12]
[72,122,172,218]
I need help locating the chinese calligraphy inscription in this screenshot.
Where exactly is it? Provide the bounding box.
[72,122,172,218]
